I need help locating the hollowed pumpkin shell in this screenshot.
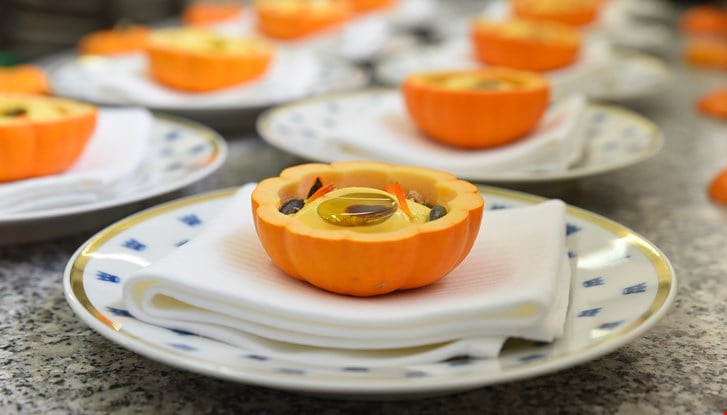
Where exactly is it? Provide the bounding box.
[471,19,581,71]
[0,65,48,95]
[146,28,274,92]
[511,0,599,27]
[402,69,550,149]
[255,0,351,40]
[182,2,244,25]
[251,161,484,297]
[0,94,97,182]
[78,25,150,55]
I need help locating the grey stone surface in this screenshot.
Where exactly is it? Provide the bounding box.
[1,57,726,414]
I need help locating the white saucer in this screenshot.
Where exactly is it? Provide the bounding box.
[256,89,664,183]
[63,186,676,398]
[0,114,227,245]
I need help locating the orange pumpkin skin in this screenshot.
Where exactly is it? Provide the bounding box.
[182,2,243,25]
[251,161,484,297]
[402,69,550,149]
[146,28,274,92]
[471,19,581,71]
[349,0,395,13]
[255,0,351,40]
[0,94,97,182]
[680,5,727,38]
[511,0,599,27]
[78,25,150,55]
[0,65,48,95]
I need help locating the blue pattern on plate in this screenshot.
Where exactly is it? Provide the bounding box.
[623,283,647,295]
[122,238,147,252]
[578,308,603,318]
[583,277,605,287]
[96,270,121,284]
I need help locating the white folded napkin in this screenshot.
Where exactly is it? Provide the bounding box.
[78,48,319,108]
[0,108,152,214]
[323,93,588,176]
[122,183,571,368]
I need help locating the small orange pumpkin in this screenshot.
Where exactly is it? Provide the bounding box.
[251,161,484,297]
[402,69,550,149]
[471,19,581,71]
[0,94,97,182]
[146,28,274,92]
[679,5,727,38]
[0,65,48,95]
[255,0,351,40]
[182,2,243,25]
[348,0,396,13]
[684,39,727,70]
[78,24,150,55]
[709,168,727,205]
[511,0,600,27]
[697,87,727,119]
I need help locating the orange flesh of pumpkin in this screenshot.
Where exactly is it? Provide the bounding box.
[255,0,351,40]
[349,0,395,13]
[709,168,727,205]
[684,39,727,70]
[146,28,274,92]
[471,19,581,71]
[251,161,484,297]
[680,5,727,37]
[0,94,97,182]
[697,87,727,119]
[402,69,550,149]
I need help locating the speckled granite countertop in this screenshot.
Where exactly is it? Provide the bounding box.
[2,46,727,415]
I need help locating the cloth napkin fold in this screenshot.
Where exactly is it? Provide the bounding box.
[324,94,588,176]
[122,183,571,368]
[78,48,319,108]
[0,107,152,214]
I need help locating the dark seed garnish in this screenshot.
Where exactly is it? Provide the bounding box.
[279,198,304,214]
[428,205,447,221]
[307,177,323,198]
[2,108,27,117]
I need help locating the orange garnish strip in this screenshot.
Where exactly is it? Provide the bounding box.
[306,183,335,203]
[384,182,413,218]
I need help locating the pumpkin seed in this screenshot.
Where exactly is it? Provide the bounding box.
[428,205,447,221]
[318,192,397,226]
[279,198,304,214]
[2,108,26,117]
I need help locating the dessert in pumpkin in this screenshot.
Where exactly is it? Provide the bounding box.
[0,65,48,95]
[0,94,97,182]
[511,0,600,27]
[146,28,274,92]
[182,1,244,26]
[251,161,484,297]
[471,19,581,71]
[77,24,150,55]
[402,69,550,149]
[255,0,351,40]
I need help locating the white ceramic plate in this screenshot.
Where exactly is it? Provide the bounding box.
[256,89,663,183]
[373,39,670,103]
[64,186,676,398]
[0,115,226,245]
[46,51,368,111]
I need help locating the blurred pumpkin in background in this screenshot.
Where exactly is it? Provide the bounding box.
[77,24,150,55]
[182,1,243,25]
[255,0,351,40]
[471,18,581,71]
[0,65,48,95]
[511,0,600,27]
